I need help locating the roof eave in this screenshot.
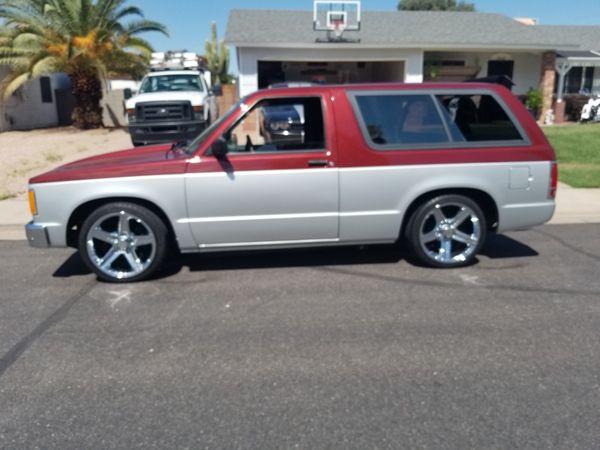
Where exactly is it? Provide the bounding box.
[227,41,579,51]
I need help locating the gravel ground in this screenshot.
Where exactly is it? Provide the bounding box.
[0,127,131,200]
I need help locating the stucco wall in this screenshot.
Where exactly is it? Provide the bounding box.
[237,47,424,97]
[425,51,543,95]
[0,69,69,131]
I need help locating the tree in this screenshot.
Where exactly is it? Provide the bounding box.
[0,0,168,129]
[204,22,230,86]
[398,0,476,11]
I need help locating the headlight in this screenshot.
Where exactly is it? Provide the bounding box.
[126,108,136,123]
[269,121,291,131]
[193,105,204,120]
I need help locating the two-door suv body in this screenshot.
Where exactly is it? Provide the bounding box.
[26,83,557,282]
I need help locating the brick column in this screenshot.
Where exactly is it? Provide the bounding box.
[539,51,557,123]
[216,84,239,119]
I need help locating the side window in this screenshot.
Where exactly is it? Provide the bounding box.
[223,97,325,153]
[354,94,449,147]
[436,94,523,142]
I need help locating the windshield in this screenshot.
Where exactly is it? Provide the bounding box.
[184,98,248,155]
[139,74,204,93]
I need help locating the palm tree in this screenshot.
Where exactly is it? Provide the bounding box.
[0,0,167,129]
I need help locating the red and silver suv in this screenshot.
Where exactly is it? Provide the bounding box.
[26,83,557,282]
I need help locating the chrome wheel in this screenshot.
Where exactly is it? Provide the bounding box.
[85,210,157,280]
[419,202,481,264]
[410,196,486,267]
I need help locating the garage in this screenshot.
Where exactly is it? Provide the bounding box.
[257,60,405,88]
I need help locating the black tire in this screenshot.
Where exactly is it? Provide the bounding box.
[78,202,169,282]
[406,194,487,268]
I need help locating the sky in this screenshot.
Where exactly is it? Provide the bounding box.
[132,0,600,72]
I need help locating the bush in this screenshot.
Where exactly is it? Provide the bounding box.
[525,89,543,110]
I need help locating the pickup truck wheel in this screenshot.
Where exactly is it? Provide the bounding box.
[406,195,487,268]
[78,202,168,282]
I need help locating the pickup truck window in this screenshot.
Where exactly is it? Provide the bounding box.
[435,94,524,142]
[223,97,325,153]
[353,94,450,147]
[139,74,205,93]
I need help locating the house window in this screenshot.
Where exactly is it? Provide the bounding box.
[40,77,53,103]
[564,67,595,94]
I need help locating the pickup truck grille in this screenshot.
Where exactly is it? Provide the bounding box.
[136,101,192,122]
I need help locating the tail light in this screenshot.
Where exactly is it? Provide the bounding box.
[549,161,558,199]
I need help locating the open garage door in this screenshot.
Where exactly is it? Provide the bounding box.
[258,60,405,88]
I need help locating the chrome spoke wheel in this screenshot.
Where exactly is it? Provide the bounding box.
[85,210,157,280]
[417,201,482,265]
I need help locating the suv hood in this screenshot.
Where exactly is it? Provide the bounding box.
[29,144,189,184]
[126,91,206,108]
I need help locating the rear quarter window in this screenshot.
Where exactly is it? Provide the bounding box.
[435,94,524,142]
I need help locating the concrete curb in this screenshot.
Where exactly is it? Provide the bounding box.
[1,183,599,241]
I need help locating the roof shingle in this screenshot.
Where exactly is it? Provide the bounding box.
[225,9,598,50]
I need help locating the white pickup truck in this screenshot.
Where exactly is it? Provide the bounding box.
[125,70,220,146]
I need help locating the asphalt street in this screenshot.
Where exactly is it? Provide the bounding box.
[1,224,599,449]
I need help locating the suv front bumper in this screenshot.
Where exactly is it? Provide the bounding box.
[25,222,50,248]
[128,119,206,145]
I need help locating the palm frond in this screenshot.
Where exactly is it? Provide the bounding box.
[123,19,168,37]
[120,35,153,56]
[1,72,31,100]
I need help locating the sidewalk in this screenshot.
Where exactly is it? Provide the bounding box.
[1,183,599,241]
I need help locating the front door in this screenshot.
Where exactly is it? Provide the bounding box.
[487,60,514,81]
[184,95,339,249]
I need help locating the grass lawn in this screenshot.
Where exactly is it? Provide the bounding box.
[543,123,600,188]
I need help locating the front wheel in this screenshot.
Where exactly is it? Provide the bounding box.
[406,195,487,268]
[78,202,169,282]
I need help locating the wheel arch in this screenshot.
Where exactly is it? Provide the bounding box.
[399,188,499,240]
[66,197,178,250]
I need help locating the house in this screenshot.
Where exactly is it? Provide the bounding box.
[225,8,600,122]
[0,66,71,132]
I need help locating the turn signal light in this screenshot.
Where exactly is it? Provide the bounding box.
[193,105,204,113]
[28,189,38,216]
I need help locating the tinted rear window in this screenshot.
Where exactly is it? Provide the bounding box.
[435,94,523,142]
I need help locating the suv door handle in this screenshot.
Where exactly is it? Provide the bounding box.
[308,159,330,167]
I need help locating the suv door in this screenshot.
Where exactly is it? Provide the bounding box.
[185,95,339,249]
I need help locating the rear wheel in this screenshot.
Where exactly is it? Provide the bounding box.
[78,202,169,282]
[406,194,487,268]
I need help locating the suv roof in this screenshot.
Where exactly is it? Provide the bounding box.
[257,81,512,96]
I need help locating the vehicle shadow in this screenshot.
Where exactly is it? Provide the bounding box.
[480,233,539,259]
[53,251,92,278]
[52,233,539,280]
